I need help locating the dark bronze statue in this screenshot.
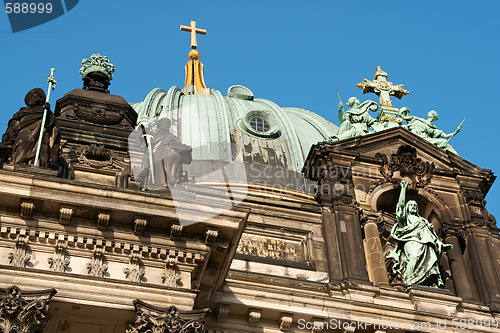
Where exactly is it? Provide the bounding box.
[0,88,60,167]
[151,118,192,185]
[132,118,192,187]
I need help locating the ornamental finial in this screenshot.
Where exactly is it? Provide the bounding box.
[79,54,115,80]
[179,21,210,95]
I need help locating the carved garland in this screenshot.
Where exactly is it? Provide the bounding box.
[124,252,145,283]
[87,247,108,277]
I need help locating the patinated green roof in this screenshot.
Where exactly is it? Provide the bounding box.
[131,85,337,173]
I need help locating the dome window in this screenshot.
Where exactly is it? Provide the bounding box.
[239,110,280,139]
[249,117,270,133]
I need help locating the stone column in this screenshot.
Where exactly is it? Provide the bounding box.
[445,235,474,301]
[362,213,390,287]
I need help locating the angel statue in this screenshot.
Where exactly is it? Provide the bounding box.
[399,108,463,154]
[330,97,379,142]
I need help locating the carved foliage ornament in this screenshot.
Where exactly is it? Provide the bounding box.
[47,241,70,272]
[374,145,434,189]
[72,104,125,126]
[161,257,181,288]
[124,252,145,283]
[0,285,56,333]
[8,235,30,268]
[87,247,108,278]
[440,219,464,239]
[126,300,209,333]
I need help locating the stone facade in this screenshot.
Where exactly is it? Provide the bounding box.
[0,65,499,333]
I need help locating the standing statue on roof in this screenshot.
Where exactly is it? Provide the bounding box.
[399,108,463,154]
[330,96,379,142]
[0,88,60,167]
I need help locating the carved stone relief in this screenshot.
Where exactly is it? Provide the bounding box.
[0,285,56,333]
[87,247,108,278]
[124,252,145,283]
[126,300,209,333]
[76,143,122,170]
[372,145,434,191]
[314,158,354,205]
[461,188,497,229]
[47,241,70,272]
[161,257,181,287]
[8,235,30,268]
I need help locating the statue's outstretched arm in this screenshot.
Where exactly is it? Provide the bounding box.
[439,130,453,139]
[338,101,345,123]
[396,179,408,221]
[440,121,463,139]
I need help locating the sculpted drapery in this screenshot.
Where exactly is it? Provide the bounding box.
[387,179,452,289]
[0,88,59,167]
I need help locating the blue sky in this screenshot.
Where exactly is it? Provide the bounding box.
[1,1,499,221]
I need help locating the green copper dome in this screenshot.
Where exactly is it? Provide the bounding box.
[131,85,338,192]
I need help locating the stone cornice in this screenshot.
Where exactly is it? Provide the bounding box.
[303,127,494,190]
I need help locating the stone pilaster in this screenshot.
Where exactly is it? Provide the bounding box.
[361,210,390,287]
[307,155,369,284]
[443,230,475,301]
[463,225,500,307]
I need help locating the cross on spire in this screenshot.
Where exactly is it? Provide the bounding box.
[180,20,206,49]
[356,66,409,107]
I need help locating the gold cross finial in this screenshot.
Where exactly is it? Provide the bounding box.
[180,20,206,49]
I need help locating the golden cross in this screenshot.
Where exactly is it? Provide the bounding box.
[180,20,206,49]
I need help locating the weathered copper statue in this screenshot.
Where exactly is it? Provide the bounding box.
[330,97,379,141]
[0,88,59,167]
[387,179,452,289]
[400,108,462,154]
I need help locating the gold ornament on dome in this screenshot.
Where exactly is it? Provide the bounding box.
[180,20,206,50]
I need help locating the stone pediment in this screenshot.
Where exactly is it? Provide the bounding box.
[303,127,495,194]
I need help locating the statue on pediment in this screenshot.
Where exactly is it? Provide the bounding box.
[330,97,379,142]
[399,108,462,154]
[0,88,60,167]
[387,179,452,289]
